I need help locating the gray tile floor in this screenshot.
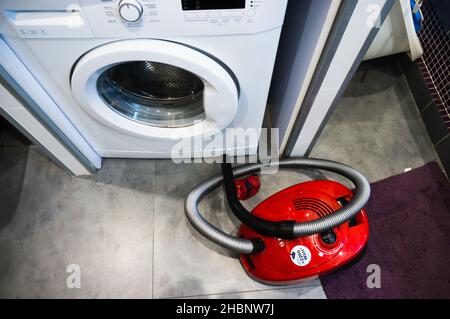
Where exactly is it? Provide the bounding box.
[0,58,435,299]
[310,58,435,182]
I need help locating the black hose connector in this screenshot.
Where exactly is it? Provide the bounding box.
[222,162,297,240]
[249,238,266,254]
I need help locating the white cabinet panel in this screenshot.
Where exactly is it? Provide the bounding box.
[2,107,92,176]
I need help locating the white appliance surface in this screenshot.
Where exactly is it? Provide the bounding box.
[290,0,390,156]
[268,0,341,155]
[0,0,287,158]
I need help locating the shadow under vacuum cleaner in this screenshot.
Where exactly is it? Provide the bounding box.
[185,158,370,284]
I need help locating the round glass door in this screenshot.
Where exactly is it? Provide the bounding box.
[96,61,206,128]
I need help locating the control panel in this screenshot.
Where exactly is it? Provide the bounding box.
[0,0,287,38]
[181,0,246,11]
[97,0,160,25]
[80,0,286,38]
[181,0,259,21]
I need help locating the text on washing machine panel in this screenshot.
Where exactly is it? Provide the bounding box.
[78,0,286,38]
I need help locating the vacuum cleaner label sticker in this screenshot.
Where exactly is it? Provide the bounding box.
[290,245,312,267]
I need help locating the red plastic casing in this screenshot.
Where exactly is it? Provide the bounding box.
[238,180,369,285]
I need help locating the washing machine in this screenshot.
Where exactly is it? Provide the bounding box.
[0,0,287,159]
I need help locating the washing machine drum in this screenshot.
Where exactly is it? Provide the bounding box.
[97,61,206,128]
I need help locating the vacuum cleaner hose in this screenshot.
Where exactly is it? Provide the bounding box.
[185,158,371,255]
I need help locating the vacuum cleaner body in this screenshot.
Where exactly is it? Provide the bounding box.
[185,158,372,286]
[238,180,369,284]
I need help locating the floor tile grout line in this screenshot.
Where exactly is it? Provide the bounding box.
[0,130,5,148]
[13,146,31,218]
[420,100,436,114]
[434,132,450,147]
[325,117,431,131]
[395,58,440,165]
[151,160,156,299]
[23,169,154,199]
[395,57,427,119]
[166,283,323,299]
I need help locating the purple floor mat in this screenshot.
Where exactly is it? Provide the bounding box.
[321,162,450,299]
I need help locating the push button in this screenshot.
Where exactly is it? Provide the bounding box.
[320,230,337,246]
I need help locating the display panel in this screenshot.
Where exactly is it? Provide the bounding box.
[182,0,246,11]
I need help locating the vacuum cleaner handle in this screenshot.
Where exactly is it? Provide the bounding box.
[185,158,371,255]
[222,162,298,240]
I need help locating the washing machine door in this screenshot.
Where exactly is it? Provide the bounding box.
[71,39,239,140]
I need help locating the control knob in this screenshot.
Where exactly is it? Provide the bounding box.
[118,0,143,22]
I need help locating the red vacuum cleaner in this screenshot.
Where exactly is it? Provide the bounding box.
[185,158,370,284]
